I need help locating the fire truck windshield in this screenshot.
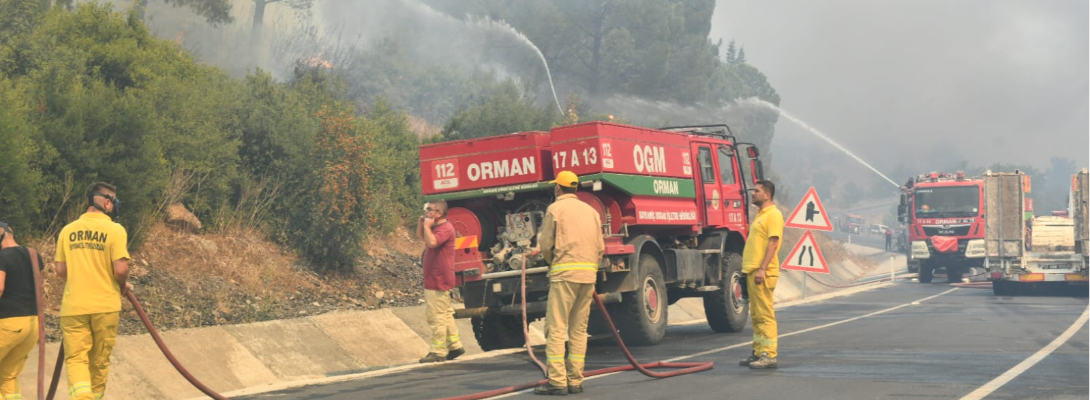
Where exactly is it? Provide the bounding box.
[914,186,979,217]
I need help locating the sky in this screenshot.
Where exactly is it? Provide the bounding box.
[710,0,1089,172]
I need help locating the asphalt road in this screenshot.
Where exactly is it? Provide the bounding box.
[239,280,1088,400]
[823,229,892,251]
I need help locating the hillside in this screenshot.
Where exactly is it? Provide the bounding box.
[30,223,425,339]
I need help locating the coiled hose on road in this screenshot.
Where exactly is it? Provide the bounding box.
[436,257,715,400]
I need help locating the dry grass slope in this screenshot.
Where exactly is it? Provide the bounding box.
[29,223,426,339]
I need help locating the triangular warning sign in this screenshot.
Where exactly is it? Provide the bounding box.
[781,230,830,273]
[785,187,833,231]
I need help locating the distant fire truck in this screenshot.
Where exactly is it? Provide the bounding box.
[898,171,985,283]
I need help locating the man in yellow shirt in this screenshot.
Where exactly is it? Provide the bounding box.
[739,180,783,369]
[55,182,131,400]
[534,171,605,396]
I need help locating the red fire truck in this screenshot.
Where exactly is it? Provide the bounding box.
[419,122,763,349]
[898,171,986,283]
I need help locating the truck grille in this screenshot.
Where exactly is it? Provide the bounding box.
[924,226,971,236]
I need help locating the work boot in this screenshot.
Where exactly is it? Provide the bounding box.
[533,384,568,396]
[419,353,445,363]
[446,347,465,360]
[748,352,777,369]
[567,384,583,394]
[738,353,761,366]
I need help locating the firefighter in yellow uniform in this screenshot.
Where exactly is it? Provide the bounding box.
[55,183,131,400]
[739,180,783,369]
[534,171,605,396]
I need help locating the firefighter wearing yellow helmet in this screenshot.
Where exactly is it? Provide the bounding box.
[534,171,605,396]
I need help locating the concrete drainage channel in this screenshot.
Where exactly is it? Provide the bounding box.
[17,249,905,400]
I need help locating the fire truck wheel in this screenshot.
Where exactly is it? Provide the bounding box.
[704,251,747,333]
[611,254,668,346]
[471,314,526,352]
[918,261,934,283]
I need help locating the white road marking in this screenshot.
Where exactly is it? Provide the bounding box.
[959,306,1090,400]
[496,287,962,397]
[664,287,959,363]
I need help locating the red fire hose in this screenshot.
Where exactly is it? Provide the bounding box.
[33,280,233,400]
[124,290,233,400]
[28,248,45,400]
[31,254,710,400]
[436,256,714,400]
[519,257,548,377]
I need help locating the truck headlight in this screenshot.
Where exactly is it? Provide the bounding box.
[965,239,985,258]
[911,241,930,259]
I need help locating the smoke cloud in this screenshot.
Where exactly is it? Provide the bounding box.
[711,0,1088,171]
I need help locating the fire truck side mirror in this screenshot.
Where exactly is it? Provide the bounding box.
[897,204,906,223]
[750,159,764,183]
[746,146,759,158]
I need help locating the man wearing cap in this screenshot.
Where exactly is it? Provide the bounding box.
[534,171,605,396]
[0,222,45,400]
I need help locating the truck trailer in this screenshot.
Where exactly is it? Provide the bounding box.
[984,171,1088,295]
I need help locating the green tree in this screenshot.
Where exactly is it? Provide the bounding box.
[299,107,377,271]
[5,3,246,241]
[365,98,423,230]
[0,79,45,229]
[0,0,49,47]
[439,81,559,141]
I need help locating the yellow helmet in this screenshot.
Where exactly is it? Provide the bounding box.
[551,170,579,188]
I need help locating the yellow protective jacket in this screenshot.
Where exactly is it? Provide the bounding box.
[538,194,605,284]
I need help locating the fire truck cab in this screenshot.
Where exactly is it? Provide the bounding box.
[898,171,986,283]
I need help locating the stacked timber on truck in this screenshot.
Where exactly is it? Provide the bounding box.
[986,171,1088,295]
[1073,169,1089,263]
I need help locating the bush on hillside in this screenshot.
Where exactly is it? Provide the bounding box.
[0,2,421,272]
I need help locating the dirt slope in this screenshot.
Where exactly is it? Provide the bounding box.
[30,223,426,339]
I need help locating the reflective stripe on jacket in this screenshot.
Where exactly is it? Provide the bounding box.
[538,194,605,284]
